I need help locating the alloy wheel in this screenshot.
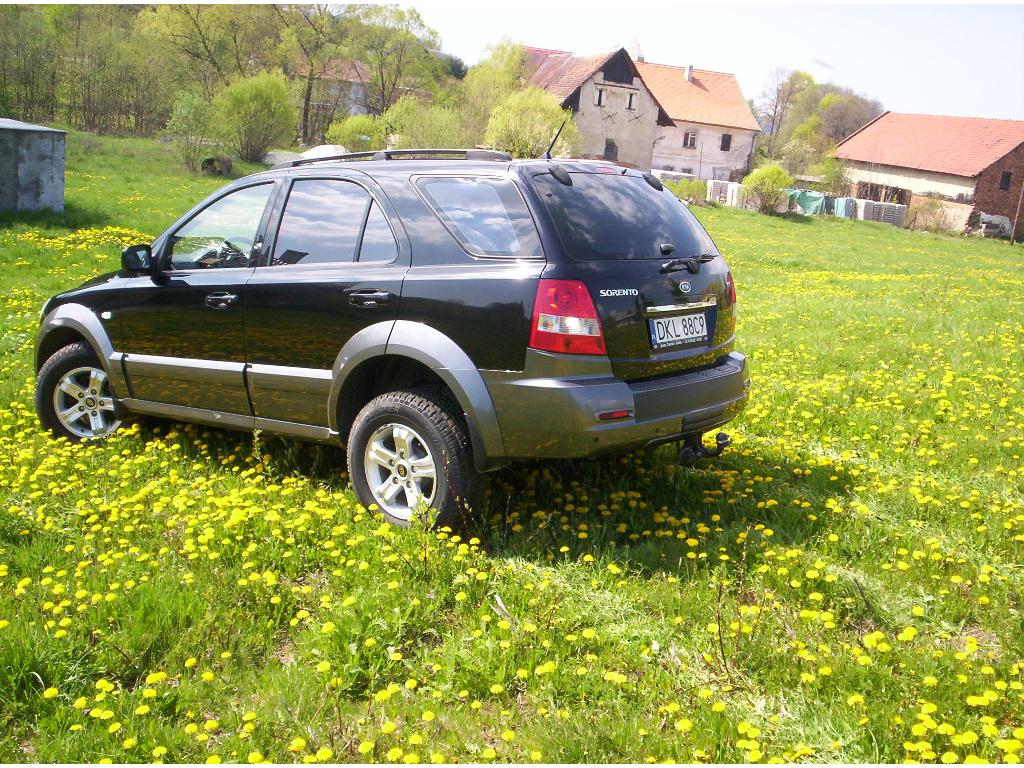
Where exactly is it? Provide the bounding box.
[362,422,437,521]
[52,366,121,439]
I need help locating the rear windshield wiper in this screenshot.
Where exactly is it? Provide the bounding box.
[660,253,717,274]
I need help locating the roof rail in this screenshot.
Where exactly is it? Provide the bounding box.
[272,147,513,170]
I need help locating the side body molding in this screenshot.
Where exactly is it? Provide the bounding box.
[328,320,507,471]
[36,303,128,396]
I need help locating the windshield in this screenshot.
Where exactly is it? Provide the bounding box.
[532,171,717,261]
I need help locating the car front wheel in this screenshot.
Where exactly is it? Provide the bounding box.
[347,389,477,528]
[36,342,122,441]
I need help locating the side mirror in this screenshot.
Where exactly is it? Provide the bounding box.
[121,244,152,274]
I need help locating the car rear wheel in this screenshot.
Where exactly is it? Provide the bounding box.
[36,342,122,441]
[347,389,477,529]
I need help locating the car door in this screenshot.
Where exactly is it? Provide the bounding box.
[244,173,408,428]
[119,181,277,415]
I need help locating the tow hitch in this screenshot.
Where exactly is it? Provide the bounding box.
[679,431,731,466]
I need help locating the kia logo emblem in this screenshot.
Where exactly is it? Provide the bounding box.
[678,281,691,293]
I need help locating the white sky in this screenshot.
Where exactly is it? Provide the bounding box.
[406,1,1024,120]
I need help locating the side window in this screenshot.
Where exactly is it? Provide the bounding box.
[416,177,542,258]
[269,179,370,266]
[168,184,272,270]
[358,202,398,263]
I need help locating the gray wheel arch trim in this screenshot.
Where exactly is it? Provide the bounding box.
[329,320,506,470]
[36,303,127,396]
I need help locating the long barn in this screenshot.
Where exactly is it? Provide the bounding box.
[835,112,1024,240]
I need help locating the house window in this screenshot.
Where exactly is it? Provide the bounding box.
[720,133,732,152]
[1000,171,1012,191]
[626,92,636,111]
[683,131,697,149]
[595,88,605,107]
[604,139,618,161]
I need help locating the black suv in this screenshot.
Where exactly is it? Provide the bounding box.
[35,149,750,526]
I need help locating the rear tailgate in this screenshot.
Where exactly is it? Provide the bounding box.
[584,258,735,381]
[530,168,736,381]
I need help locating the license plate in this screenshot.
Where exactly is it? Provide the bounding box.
[648,312,708,350]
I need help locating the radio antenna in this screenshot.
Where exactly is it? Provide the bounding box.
[541,119,567,159]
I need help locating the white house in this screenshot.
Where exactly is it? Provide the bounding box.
[635,61,760,181]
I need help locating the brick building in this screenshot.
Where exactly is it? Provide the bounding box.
[835,112,1024,240]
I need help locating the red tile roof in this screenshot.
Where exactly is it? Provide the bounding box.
[634,61,760,132]
[835,112,1024,178]
[296,55,370,84]
[523,46,618,103]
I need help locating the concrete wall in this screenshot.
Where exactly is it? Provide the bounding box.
[907,194,973,233]
[572,75,660,170]
[844,161,975,201]
[652,123,756,181]
[0,128,65,212]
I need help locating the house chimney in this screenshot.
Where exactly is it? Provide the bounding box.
[685,64,693,82]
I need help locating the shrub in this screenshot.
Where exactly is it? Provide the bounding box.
[743,164,793,215]
[163,91,213,172]
[909,197,952,232]
[484,87,580,158]
[213,72,295,163]
[380,95,466,149]
[325,114,382,152]
[817,157,850,197]
[665,178,708,205]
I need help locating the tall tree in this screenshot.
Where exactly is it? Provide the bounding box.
[140,5,280,97]
[459,40,526,146]
[274,4,350,145]
[817,90,883,142]
[757,69,813,160]
[0,5,60,121]
[349,6,443,115]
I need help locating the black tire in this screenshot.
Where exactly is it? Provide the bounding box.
[36,342,122,442]
[347,388,478,529]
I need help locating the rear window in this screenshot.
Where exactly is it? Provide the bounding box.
[532,172,717,260]
[416,176,542,258]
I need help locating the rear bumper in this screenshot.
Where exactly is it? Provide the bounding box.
[482,350,750,460]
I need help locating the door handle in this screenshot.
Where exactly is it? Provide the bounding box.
[348,289,393,308]
[204,292,239,309]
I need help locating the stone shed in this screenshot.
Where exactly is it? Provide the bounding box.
[0,118,66,213]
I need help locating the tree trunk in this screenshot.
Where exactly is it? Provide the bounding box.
[302,71,315,145]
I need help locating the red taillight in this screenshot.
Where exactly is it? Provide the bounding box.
[528,279,606,356]
[726,269,737,305]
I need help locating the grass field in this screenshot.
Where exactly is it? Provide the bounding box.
[1,131,1022,764]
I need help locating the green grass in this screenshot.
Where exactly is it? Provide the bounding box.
[1,130,1022,764]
